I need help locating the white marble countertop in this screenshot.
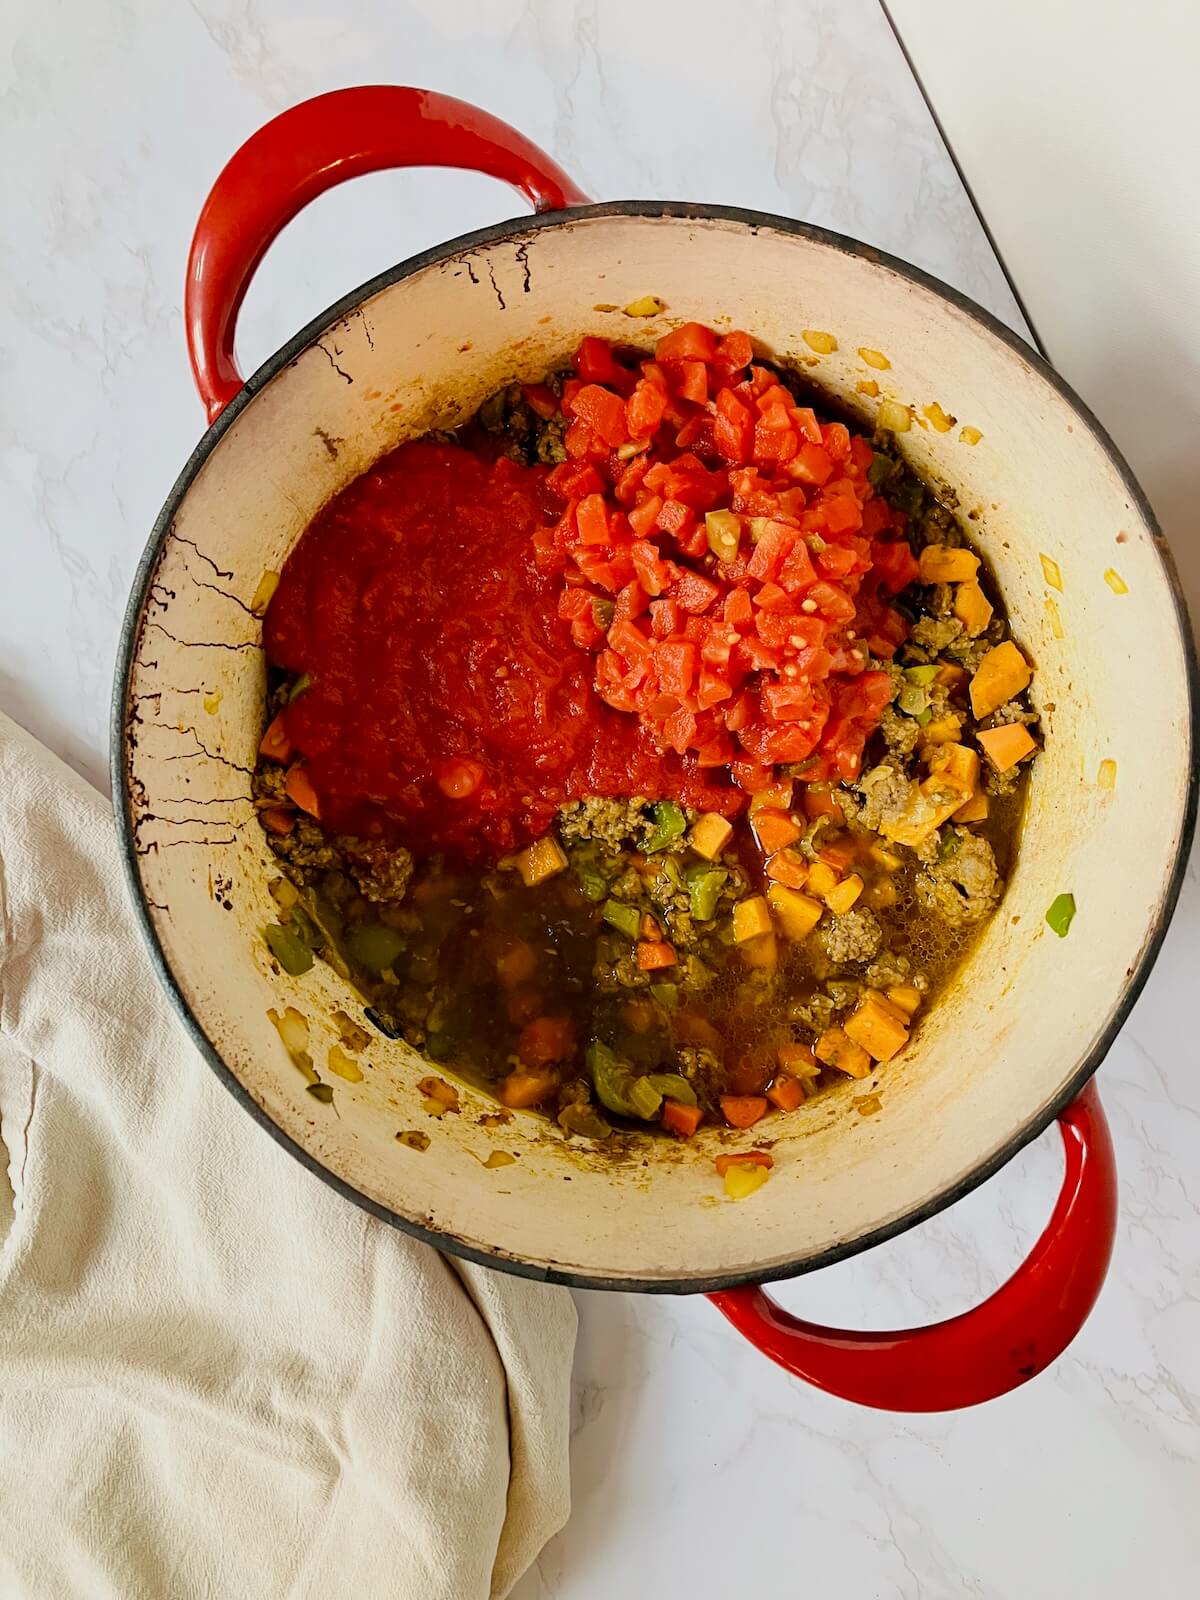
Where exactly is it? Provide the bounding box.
[3,2,1196,1595]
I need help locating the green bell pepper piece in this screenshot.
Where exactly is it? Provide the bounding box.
[601,899,641,939]
[686,866,727,923]
[264,922,314,976]
[1046,892,1076,938]
[645,1073,697,1107]
[642,800,687,853]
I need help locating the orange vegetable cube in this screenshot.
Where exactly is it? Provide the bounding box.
[751,808,802,855]
[953,787,989,823]
[814,1027,872,1079]
[766,885,823,941]
[766,1074,806,1112]
[690,812,734,860]
[498,1069,559,1109]
[777,1041,820,1077]
[969,641,1032,719]
[953,581,994,637]
[886,984,922,1016]
[806,860,841,898]
[766,848,809,889]
[720,1094,769,1129]
[733,896,774,942]
[918,544,980,584]
[844,992,910,1063]
[977,723,1037,772]
[824,873,864,915]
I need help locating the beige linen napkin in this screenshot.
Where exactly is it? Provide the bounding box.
[0,711,575,1599]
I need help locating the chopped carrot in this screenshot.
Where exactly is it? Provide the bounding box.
[715,1150,774,1177]
[639,911,663,941]
[284,763,321,818]
[517,1015,576,1066]
[260,807,295,836]
[766,848,809,889]
[720,1094,769,1129]
[497,1069,559,1109]
[751,808,802,854]
[637,940,677,970]
[259,712,293,763]
[766,1074,806,1112]
[662,1098,703,1138]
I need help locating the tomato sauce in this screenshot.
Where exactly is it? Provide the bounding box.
[264,441,740,860]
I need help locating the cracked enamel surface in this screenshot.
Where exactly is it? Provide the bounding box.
[120,210,1192,1286]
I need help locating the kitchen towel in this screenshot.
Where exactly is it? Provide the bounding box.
[0,711,575,1599]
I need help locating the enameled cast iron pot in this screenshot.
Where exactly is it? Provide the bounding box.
[114,87,1197,1411]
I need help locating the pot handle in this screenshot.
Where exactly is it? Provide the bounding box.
[708,1081,1116,1411]
[185,86,590,422]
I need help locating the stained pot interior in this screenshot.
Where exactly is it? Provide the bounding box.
[120,209,1192,1287]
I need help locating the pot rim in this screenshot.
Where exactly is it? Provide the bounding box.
[112,199,1199,1295]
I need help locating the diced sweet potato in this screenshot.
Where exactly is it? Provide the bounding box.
[739,931,778,968]
[844,991,910,1062]
[953,580,994,636]
[917,712,964,749]
[953,786,990,823]
[806,860,840,898]
[690,812,734,860]
[928,742,980,794]
[513,836,567,886]
[766,884,823,941]
[886,983,922,1016]
[970,641,1032,719]
[977,722,1037,772]
[880,774,971,848]
[733,896,774,942]
[918,544,980,583]
[498,1069,559,1108]
[824,873,864,915]
[814,1026,872,1079]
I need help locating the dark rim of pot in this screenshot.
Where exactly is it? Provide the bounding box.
[112,200,1199,1296]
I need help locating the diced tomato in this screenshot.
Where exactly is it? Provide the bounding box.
[547,461,603,502]
[746,519,794,581]
[805,581,855,623]
[631,539,675,597]
[522,382,558,420]
[260,807,295,836]
[626,378,668,438]
[673,570,721,614]
[663,705,698,753]
[576,492,610,546]
[574,335,636,393]
[613,452,651,506]
[564,418,596,460]
[777,541,818,593]
[723,587,755,628]
[816,543,859,578]
[655,321,719,363]
[697,669,733,709]
[822,422,852,463]
[755,611,826,650]
[735,636,782,673]
[849,434,874,472]
[608,617,654,664]
[571,384,629,447]
[657,639,698,698]
[672,360,708,404]
[753,582,790,612]
[731,757,775,792]
[714,329,754,373]
[823,496,863,536]
[790,441,835,485]
[628,494,663,537]
[792,406,823,444]
[761,683,819,722]
[613,581,649,625]
[871,538,920,592]
[753,418,799,462]
[656,499,695,540]
[649,597,683,638]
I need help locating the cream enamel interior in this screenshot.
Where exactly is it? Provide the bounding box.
[121,211,1192,1286]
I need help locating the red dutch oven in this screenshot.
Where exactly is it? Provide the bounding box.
[114,87,1197,1411]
